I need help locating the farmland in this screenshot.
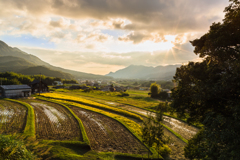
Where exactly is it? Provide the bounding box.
[0,89,199,159]
[20,99,81,141]
[0,99,27,134]
[69,106,148,154]
[49,89,201,159]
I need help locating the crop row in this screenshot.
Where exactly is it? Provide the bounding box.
[5,98,35,137]
[41,93,143,121]
[46,98,143,137]
[1,98,165,158]
[38,97,160,156]
[36,97,90,145]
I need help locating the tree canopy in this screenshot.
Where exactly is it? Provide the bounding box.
[150,82,161,98]
[171,0,240,159]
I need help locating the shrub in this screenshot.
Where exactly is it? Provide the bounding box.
[117,92,129,97]
[0,135,35,160]
[158,91,169,99]
[150,82,161,98]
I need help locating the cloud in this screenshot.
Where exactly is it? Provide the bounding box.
[0,0,229,34]
[20,41,199,74]
[0,0,230,74]
[118,31,151,44]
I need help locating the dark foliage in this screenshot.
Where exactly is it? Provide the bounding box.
[171,1,240,159]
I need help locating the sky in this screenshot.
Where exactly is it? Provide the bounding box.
[0,0,230,75]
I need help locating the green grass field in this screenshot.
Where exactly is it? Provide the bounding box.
[54,89,160,110]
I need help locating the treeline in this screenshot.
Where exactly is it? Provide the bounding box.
[141,81,174,89]
[0,72,78,85]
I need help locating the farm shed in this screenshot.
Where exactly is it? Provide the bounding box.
[29,80,49,93]
[0,85,31,98]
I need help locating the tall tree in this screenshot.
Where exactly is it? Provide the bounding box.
[150,82,161,98]
[171,0,240,159]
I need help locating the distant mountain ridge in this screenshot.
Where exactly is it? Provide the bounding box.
[106,64,181,80]
[0,40,112,80]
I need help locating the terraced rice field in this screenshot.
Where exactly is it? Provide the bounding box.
[69,105,148,154]
[71,95,199,140]
[21,99,81,141]
[0,100,27,134]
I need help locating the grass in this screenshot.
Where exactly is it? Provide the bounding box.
[4,98,35,138]
[55,89,203,128]
[47,91,192,143]
[42,140,163,160]
[54,89,160,110]
[40,93,143,121]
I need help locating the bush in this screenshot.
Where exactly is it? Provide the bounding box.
[0,135,35,160]
[117,92,129,97]
[150,82,161,98]
[158,144,171,157]
[158,91,169,99]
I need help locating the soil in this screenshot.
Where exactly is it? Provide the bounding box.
[21,99,81,141]
[80,96,199,140]
[0,100,27,134]
[163,128,188,160]
[72,95,192,159]
[69,105,148,154]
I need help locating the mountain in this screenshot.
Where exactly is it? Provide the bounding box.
[0,40,112,80]
[106,64,181,80]
[0,56,35,72]
[19,66,74,79]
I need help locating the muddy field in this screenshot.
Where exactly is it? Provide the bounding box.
[0,100,27,134]
[21,99,81,141]
[84,98,199,140]
[69,105,148,154]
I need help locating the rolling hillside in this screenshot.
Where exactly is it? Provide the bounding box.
[19,66,75,80]
[0,40,112,79]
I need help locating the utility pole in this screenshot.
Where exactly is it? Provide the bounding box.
[39,73,41,95]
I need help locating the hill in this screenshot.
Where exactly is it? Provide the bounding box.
[0,40,112,80]
[0,56,35,72]
[106,64,181,80]
[19,66,75,80]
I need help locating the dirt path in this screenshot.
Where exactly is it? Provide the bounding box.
[0,100,27,134]
[21,99,81,141]
[69,105,148,154]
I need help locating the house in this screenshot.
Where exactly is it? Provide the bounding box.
[29,80,49,94]
[167,91,172,98]
[53,81,63,86]
[0,85,31,98]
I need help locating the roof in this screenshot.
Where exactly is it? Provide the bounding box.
[30,79,40,84]
[0,85,31,90]
[30,80,48,86]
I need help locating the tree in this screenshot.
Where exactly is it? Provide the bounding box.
[154,103,166,159]
[171,0,240,159]
[142,113,156,159]
[150,82,161,98]
[141,103,167,159]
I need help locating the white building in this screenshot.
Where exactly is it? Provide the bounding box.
[0,85,31,98]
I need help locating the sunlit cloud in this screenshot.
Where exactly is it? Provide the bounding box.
[0,0,230,74]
